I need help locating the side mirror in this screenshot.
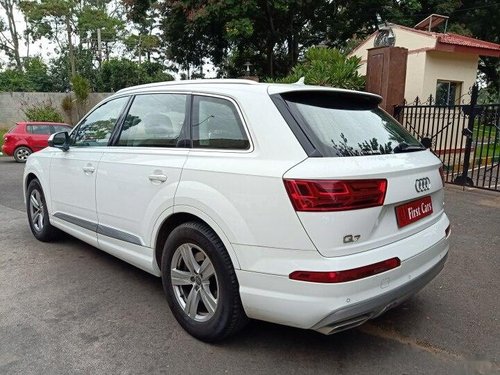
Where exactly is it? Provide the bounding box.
[48,131,70,151]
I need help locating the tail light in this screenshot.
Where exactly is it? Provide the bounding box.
[283,179,387,212]
[289,257,401,283]
[439,166,445,187]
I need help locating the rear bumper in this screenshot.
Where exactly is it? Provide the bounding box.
[1,144,13,156]
[235,224,449,332]
[311,251,447,334]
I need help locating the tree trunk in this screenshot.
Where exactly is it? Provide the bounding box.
[264,0,277,77]
[2,0,22,70]
[66,15,76,78]
[266,42,274,77]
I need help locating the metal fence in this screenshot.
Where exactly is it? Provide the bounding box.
[395,85,500,192]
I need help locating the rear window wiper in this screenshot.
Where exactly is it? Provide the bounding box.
[393,142,426,153]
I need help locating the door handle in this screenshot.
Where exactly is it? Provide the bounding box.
[148,174,167,183]
[83,165,95,174]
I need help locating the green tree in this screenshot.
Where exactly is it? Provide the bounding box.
[21,0,125,79]
[97,58,173,92]
[0,68,30,91]
[0,0,23,70]
[270,47,365,90]
[24,57,54,91]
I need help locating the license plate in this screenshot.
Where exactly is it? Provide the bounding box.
[395,196,433,228]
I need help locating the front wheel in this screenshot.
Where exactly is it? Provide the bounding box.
[27,179,59,242]
[14,146,32,163]
[161,222,248,342]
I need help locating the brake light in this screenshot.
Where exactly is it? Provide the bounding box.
[439,166,445,187]
[289,257,401,283]
[283,179,387,212]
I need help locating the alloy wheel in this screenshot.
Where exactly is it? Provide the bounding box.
[170,243,218,322]
[29,189,44,232]
[16,148,30,161]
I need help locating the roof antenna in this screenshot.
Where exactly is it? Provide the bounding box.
[294,77,305,85]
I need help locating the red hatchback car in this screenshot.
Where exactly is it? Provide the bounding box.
[2,122,71,162]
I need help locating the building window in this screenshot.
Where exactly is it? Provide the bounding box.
[436,80,462,106]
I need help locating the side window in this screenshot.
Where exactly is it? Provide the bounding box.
[51,125,71,134]
[27,125,51,135]
[117,94,188,147]
[192,96,249,150]
[72,97,128,147]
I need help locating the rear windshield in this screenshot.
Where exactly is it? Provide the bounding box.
[280,91,422,157]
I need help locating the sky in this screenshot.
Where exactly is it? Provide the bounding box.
[0,5,217,79]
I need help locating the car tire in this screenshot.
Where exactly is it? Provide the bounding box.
[161,221,248,342]
[27,179,59,242]
[14,146,32,163]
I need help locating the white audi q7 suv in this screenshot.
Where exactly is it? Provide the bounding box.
[24,79,450,341]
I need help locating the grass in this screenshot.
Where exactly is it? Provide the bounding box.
[0,128,8,155]
[473,123,498,140]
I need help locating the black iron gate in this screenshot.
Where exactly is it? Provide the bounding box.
[395,85,500,192]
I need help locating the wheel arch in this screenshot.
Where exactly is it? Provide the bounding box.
[25,172,38,192]
[153,208,241,275]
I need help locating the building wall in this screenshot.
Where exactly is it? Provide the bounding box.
[420,51,478,103]
[0,92,112,129]
[405,52,427,102]
[350,26,436,76]
[350,26,479,102]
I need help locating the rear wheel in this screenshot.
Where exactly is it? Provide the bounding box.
[27,179,59,242]
[14,146,31,163]
[161,222,248,342]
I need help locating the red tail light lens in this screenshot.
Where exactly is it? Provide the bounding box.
[283,179,387,212]
[439,166,445,187]
[289,257,401,283]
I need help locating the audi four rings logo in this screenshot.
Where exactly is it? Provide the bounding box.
[415,177,431,192]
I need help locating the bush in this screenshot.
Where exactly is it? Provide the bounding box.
[23,102,65,123]
[71,74,90,103]
[269,47,365,90]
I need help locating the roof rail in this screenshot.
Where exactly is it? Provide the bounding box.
[116,78,260,94]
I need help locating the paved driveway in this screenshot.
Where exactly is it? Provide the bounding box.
[0,157,499,374]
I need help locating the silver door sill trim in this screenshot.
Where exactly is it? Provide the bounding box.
[53,212,143,246]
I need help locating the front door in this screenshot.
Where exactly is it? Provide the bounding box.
[49,96,129,245]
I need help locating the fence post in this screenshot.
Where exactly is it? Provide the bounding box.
[455,84,479,187]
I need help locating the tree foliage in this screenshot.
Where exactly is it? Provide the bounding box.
[0,0,23,70]
[98,59,174,91]
[272,47,365,90]
[0,0,497,92]
[23,101,64,122]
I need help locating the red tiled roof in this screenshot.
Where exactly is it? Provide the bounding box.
[394,24,500,56]
[438,33,500,51]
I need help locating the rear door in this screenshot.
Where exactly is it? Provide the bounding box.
[276,90,445,257]
[26,124,51,151]
[95,93,190,249]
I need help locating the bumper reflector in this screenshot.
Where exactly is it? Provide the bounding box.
[289,257,401,283]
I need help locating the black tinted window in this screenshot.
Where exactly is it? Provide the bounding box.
[73,97,128,147]
[192,96,249,150]
[27,125,51,135]
[117,94,188,147]
[51,125,70,134]
[281,91,421,157]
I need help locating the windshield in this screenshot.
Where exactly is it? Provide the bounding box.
[281,91,423,157]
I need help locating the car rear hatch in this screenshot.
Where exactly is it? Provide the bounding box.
[272,87,446,258]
